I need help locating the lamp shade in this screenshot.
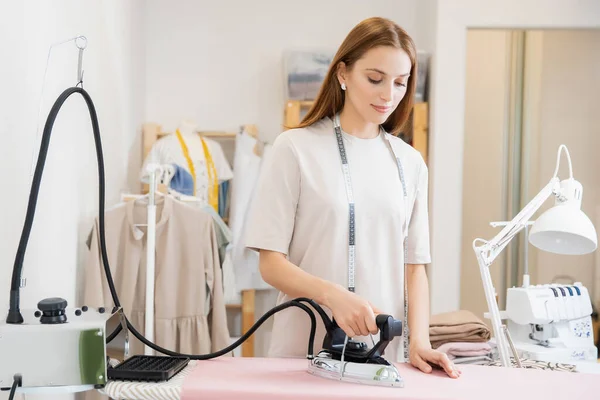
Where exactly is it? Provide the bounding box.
[529,204,598,255]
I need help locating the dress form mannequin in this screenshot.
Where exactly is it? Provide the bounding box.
[141,119,234,208]
[177,119,198,138]
[174,120,211,200]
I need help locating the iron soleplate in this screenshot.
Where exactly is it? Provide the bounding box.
[307,352,404,388]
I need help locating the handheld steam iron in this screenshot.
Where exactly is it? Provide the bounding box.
[307,309,405,388]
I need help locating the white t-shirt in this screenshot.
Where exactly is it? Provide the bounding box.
[244,116,431,362]
[141,134,233,205]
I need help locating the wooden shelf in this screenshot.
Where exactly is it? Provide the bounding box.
[284,100,314,129]
[411,102,429,164]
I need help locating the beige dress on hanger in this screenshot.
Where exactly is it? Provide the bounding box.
[82,195,231,357]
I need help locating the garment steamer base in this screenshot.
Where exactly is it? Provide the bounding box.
[308,352,404,387]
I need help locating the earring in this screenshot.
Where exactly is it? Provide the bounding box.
[341,83,346,91]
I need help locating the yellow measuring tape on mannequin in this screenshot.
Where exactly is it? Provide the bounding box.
[175,129,219,212]
[175,129,197,193]
[201,137,219,212]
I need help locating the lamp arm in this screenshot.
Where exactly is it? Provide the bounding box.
[476,177,560,265]
[472,176,560,368]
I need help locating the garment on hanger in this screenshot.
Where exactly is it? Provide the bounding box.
[221,243,239,305]
[218,180,231,220]
[201,203,236,304]
[159,192,232,269]
[169,164,195,196]
[198,203,237,304]
[201,204,232,267]
[228,130,272,291]
[82,195,230,356]
[158,191,237,302]
[141,133,233,209]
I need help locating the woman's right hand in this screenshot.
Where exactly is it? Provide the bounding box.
[323,283,379,338]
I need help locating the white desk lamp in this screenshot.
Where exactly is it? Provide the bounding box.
[472,144,598,367]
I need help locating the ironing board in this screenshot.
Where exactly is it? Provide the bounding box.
[180,357,599,399]
[102,357,600,400]
[181,358,600,400]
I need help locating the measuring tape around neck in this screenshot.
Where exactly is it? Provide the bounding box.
[332,114,411,361]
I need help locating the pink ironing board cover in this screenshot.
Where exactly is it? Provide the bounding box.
[180,357,599,400]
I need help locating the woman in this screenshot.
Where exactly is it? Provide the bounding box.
[245,17,459,379]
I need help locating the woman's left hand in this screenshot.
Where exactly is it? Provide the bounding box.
[409,343,461,379]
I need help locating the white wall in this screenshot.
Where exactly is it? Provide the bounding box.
[0,0,145,384]
[144,0,419,144]
[426,0,600,315]
[415,0,438,55]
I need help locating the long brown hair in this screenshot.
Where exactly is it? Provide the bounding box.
[294,17,417,135]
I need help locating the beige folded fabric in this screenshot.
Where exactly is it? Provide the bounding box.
[429,310,491,349]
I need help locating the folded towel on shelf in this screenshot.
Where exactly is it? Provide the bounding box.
[429,310,491,349]
[436,341,492,359]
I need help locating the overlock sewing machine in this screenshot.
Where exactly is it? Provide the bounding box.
[501,282,597,364]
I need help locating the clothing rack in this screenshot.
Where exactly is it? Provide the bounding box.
[143,163,159,355]
[141,122,260,357]
[122,163,203,355]
[120,165,162,355]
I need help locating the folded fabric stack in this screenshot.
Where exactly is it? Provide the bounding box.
[435,342,493,365]
[429,310,493,365]
[430,310,492,348]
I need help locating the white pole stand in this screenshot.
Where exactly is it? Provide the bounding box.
[144,163,162,356]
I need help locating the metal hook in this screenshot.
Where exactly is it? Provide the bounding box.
[75,35,87,50]
[75,35,87,86]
